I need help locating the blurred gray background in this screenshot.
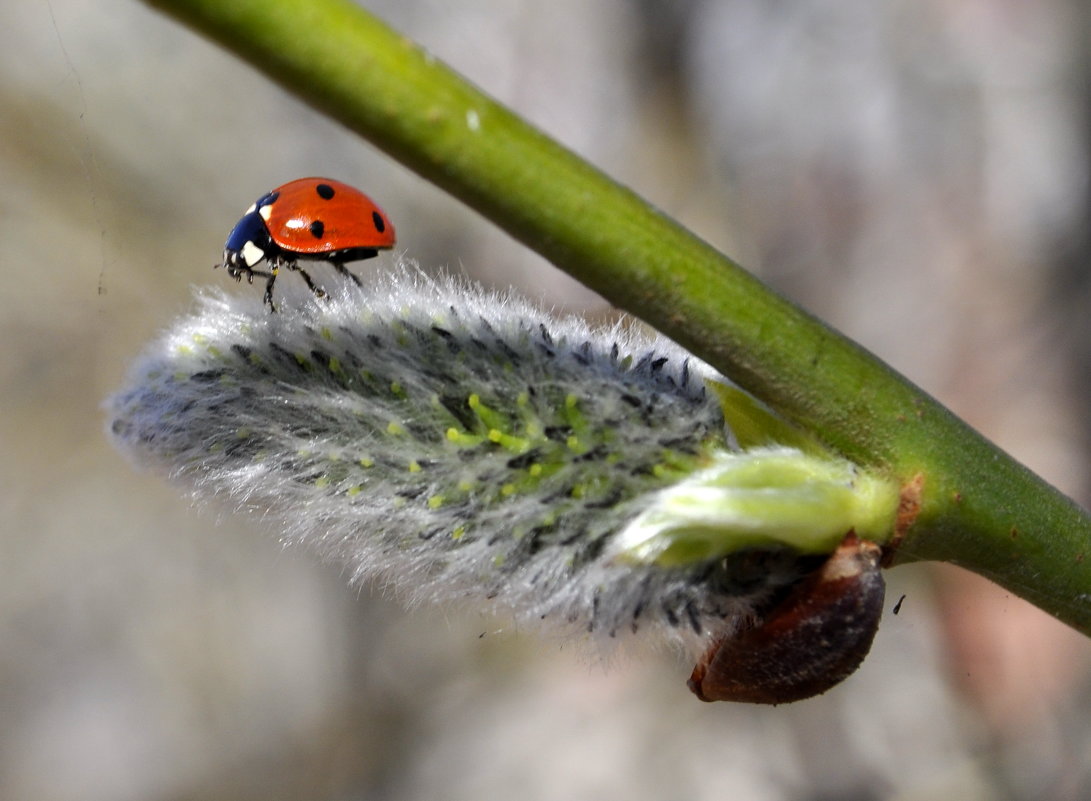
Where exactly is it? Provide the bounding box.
[4,0,1091,798]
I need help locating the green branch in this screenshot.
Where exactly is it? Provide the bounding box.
[140,0,1091,634]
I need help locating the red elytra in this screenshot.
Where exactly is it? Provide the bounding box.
[219,177,396,310]
[263,177,396,256]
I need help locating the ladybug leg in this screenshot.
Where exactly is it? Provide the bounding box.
[243,267,273,286]
[330,260,363,287]
[221,261,274,290]
[263,276,278,311]
[281,259,327,301]
[221,263,248,283]
[247,268,279,311]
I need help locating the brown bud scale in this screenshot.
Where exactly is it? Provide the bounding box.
[688,532,884,704]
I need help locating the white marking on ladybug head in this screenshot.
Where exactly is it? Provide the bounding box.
[241,240,266,267]
[259,204,274,222]
[244,202,258,215]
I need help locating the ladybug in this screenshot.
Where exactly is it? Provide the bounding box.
[218,177,396,310]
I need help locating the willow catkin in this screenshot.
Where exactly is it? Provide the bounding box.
[107,268,895,659]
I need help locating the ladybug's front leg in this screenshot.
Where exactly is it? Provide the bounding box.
[241,261,277,312]
[223,262,271,286]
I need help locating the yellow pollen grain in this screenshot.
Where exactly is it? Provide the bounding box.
[408,460,422,473]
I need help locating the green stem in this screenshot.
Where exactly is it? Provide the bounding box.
[141,0,1091,634]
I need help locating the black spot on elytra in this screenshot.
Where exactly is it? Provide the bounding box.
[309,220,325,239]
[315,183,335,200]
[372,211,385,233]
